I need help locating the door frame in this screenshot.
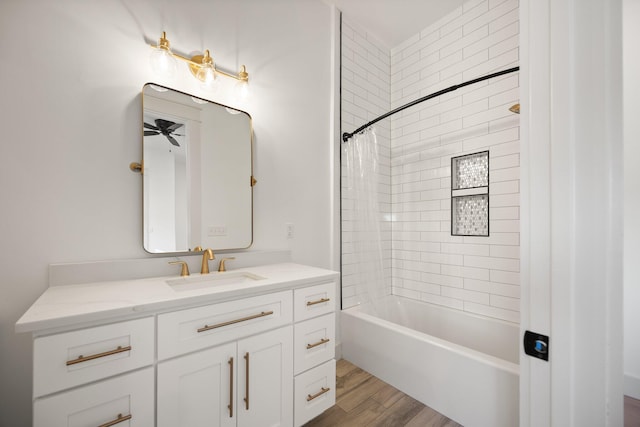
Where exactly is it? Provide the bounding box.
[519,0,624,425]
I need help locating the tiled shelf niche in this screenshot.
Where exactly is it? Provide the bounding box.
[451,151,489,236]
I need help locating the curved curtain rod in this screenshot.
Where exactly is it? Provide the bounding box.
[342,66,520,143]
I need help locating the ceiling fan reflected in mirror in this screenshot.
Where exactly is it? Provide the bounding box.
[144,119,184,147]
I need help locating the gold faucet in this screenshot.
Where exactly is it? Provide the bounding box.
[201,248,215,274]
[217,257,236,272]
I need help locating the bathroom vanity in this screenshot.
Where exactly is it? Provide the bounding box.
[16,262,338,427]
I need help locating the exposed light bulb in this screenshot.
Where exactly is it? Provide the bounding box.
[195,50,219,91]
[150,32,177,78]
[235,65,250,100]
[197,65,218,90]
[235,79,250,100]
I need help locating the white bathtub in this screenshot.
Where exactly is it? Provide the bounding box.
[341,295,519,427]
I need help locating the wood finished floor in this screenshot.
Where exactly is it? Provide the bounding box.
[626,396,640,427]
[304,359,462,427]
[305,359,640,427]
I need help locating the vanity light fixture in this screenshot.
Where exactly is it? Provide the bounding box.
[149,32,177,78]
[150,32,250,94]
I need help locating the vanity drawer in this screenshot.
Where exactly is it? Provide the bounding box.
[33,317,154,397]
[294,282,336,322]
[294,313,335,375]
[158,290,292,360]
[34,367,154,427]
[294,359,336,427]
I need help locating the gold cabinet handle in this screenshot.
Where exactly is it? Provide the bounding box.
[66,345,132,366]
[97,413,132,427]
[228,357,234,418]
[307,387,330,402]
[244,352,250,410]
[306,297,330,306]
[306,338,330,349]
[197,311,274,333]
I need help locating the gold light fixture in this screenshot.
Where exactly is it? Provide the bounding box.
[509,103,520,114]
[150,32,250,93]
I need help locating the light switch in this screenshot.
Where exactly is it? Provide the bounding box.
[208,226,227,236]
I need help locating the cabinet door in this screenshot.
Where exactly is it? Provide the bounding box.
[33,367,154,427]
[157,342,236,427]
[237,326,293,427]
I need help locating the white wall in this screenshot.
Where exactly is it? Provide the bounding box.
[0,1,335,425]
[389,0,520,323]
[624,0,640,400]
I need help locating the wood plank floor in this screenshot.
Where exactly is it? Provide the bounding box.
[626,395,640,427]
[304,359,462,427]
[306,359,640,426]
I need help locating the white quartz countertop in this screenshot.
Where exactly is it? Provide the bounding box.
[16,263,339,334]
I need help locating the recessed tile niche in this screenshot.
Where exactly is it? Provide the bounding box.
[451,151,489,236]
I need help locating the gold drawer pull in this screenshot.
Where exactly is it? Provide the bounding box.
[97,413,132,427]
[66,346,132,366]
[197,311,275,333]
[306,338,330,349]
[228,357,234,417]
[307,387,330,402]
[306,297,330,306]
[244,352,250,410]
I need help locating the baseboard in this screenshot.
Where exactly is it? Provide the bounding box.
[625,373,640,400]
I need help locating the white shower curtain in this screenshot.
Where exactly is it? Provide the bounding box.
[342,128,388,313]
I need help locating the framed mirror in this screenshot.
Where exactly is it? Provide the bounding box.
[142,83,253,253]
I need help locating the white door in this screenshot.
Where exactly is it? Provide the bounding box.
[520,0,623,426]
[157,342,236,427]
[237,326,293,427]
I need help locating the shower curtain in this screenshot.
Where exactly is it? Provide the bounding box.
[342,128,388,314]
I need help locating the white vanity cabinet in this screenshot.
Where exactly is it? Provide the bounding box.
[18,262,339,427]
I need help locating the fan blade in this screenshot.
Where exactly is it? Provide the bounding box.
[155,118,175,130]
[166,122,184,133]
[144,122,159,130]
[166,135,180,147]
[144,131,160,136]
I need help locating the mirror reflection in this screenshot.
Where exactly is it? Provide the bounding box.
[142,83,253,253]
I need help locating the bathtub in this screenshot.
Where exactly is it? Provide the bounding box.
[341,295,519,427]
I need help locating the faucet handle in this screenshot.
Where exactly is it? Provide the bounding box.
[168,261,190,277]
[193,246,203,252]
[218,257,236,272]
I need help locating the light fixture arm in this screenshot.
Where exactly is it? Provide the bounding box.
[150,32,249,83]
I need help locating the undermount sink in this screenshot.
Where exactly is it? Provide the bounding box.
[166,272,266,292]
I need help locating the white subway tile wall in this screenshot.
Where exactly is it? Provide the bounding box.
[341,18,392,309]
[341,0,519,323]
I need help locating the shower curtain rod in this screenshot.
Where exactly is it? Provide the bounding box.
[342,66,520,143]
